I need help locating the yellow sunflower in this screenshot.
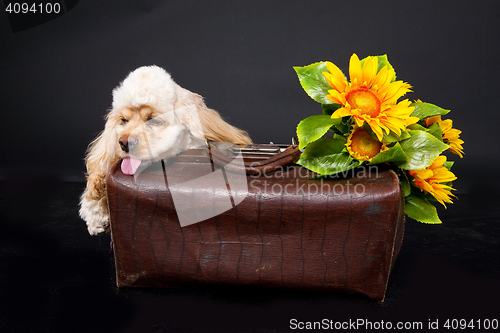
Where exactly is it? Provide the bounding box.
[346,126,388,161]
[323,54,419,141]
[425,116,464,158]
[408,155,457,207]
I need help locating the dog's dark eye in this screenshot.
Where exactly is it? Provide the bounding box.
[120,118,129,124]
[148,118,162,126]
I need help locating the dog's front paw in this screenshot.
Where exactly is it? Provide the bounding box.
[86,216,110,235]
[79,191,110,235]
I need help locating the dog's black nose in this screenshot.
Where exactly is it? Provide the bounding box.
[119,135,139,153]
[119,138,128,152]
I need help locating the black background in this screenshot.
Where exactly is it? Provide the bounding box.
[1,1,500,332]
[1,0,500,190]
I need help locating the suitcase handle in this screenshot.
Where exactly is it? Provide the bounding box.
[207,141,302,176]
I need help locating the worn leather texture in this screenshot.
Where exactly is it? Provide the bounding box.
[107,147,405,301]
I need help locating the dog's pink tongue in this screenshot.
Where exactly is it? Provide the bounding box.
[121,157,141,175]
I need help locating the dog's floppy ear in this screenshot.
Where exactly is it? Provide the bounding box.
[174,86,252,145]
[84,114,120,200]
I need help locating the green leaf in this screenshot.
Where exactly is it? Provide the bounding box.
[333,116,351,134]
[294,62,336,104]
[368,142,407,165]
[322,103,342,116]
[424,122,443,141]
[384,130,411,143]
[333,133,347,142]
[297,153,360,176]
[410,102,450,120]
[399,171,412,197]
[364,123,411,143]
[296,137,360,175]
[301,137,346,155]
[397,130,449,170]
[444,161,454,170]
[405,194,442,224]
[408,122,443,141]
[297,115,341,149]
[360,54,396,82]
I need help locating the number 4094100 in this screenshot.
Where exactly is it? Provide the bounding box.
[5,2,61,14]
[443,319,498,330]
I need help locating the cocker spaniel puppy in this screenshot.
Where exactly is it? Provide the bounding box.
[79,66,252,235]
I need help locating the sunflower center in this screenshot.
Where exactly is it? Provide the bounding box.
[350,128,383,160]
[346,88,381,117]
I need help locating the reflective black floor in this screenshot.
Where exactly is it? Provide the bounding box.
[1,178,499,333]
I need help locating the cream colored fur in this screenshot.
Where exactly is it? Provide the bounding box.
[79,66,251,235]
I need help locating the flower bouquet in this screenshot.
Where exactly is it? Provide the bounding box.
[294,54,464,224]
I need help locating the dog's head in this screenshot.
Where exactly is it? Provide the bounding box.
[107,66,204,175]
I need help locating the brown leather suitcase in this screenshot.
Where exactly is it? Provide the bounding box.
[106,144,405,301]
